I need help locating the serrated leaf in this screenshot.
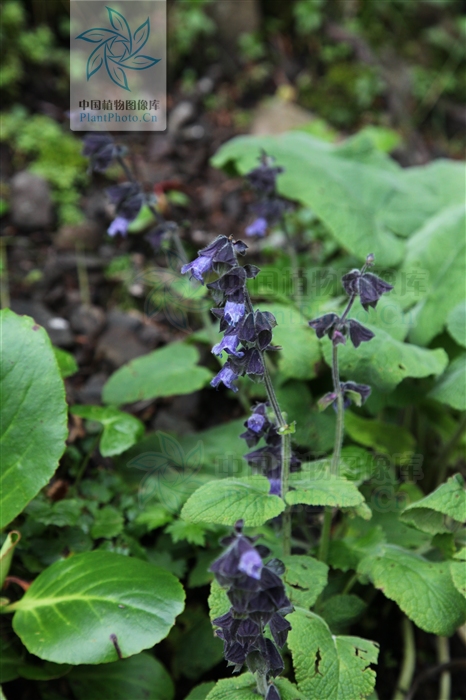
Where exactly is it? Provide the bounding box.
[10,551,185,664]
[208,580,230,620]
[358,544,466,635]
[90,505,124,539]
[53,347,78,378]
[287,609,378,699]
[165,520,210,546]
[181,476,285,526]
[68,652,174,700]
[71,405,144,456]
[446,300,466,348]
[286,472,364,509]
[428,354,466,410]
[0,310,68,528]
[103,342,212,406]
[206,673,301,700]
[400,474,466,534]
[282,555,328,609]
[321,326,448,393]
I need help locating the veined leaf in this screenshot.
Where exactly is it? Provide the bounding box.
[282,555,328,609]
[181,476,285,526]
[428,354,466,410]
[205,673,301,700]
[0,310,68,528]
[450,548,466,599]
[287,609,378,699]
[358,544,466,635]
[10,551,185,664]
[286,471,364,509]
[400,474,466,534]
[71,405,144,456]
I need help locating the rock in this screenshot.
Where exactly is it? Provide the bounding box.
[10,300,73,347]
[76,372,108,404]
[250,97,314,135]
[69,304,106,338]
[10,171,53,229]
[95,311,148,367]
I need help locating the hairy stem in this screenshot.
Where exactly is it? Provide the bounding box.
[393,617,416,700]
[255,668,268,697]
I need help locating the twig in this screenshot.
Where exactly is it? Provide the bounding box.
[436,636,451,700]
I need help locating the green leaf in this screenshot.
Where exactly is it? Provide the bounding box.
[184,683,216,700]
[319,594,367,634]
[53,347,78,378]
[102,342,212,406]
[10,551,185,664]
[321,326,448,392]
[282,555,328,609]
[263,303,321,380]
[90,505,124,539]
[428,354,466,410]
[0,309,68,528]
[450,548,466,599]
[0,641,24,684]
[205,673,301,700]
[358,544,466,635]
[447,300,466,348]
[172,609,223,680]
[71,405,144,457]
[165,520,212,546]
[134,504,173,531]
[18,661,71,681]
[286,470,364,509]
[181,476,285,526]
[25,498,82,527]
[398,205,466,346]
[0,531,20,587]
[345,413,415,458]
[400,474,466,534]
[208,580,230,620]
[68,652,174,700]
[212,132,404,266]
[287,609,378,699]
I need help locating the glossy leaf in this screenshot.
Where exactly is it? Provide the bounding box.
[181,476,285,526]
[287,609,378,699]
[10,551,185,664]
[71,405,144,456]
[400,474,466,534]
[103,342,212,405]
[428,354,466,410]
[68,652,174,700]
[0,310,68,528]
[358,544,466,635]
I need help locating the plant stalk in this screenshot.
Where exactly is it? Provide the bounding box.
[436,636,451,700]
[393,617,416,700]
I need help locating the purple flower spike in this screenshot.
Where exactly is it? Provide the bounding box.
[211,364,239,392]
[342,269,393,311]
[268,478,281,496]
[341,381,372,408]
[181,255,213,283]
[308,313,340,339]
[212,334,244,358]
[247,412,266,433]
[238,549,263,580]
[348,319,375,348]
[107,216,129,237]
[246,217,268,237]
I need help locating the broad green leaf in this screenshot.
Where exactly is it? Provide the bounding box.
[319,594,367,634]
[0,309,68,528]
[10,551,185,664]
[321,326,448,392]
[287,609,378,700]
[71,405,144,457]
[428,354,466,410]
[263,303,321,380]
[181,476,285,526]
[68,652,174,700]
[184,683,216,700]
[206,673,301,700]
[208,580,230,620]
[400,474,466,534]
[53,347,78,378]
[358,544,466,635]
[447,300,466,347]
[345,412,415,459]
[18,661,71,680]
[450,548,466,599]
[397,205,466,346]
[282,555,328,609]
[286,471,364,509]
[90,505,124,539]
[212,132,405,266]
[102,342,212,405]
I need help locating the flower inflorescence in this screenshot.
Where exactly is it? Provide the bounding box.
[210,520,292,698]
[245,152,289,238]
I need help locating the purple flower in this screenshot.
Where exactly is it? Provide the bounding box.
[181,255,213,283]
[247,410,267,433]
[266,685,281,700]
[224,300,246,325]
[246,152,284,195]
[212,333,244,358]
[342,269,393,310]
[238,549,263,580]
[246,217,268,237]
[268,478,281,496]
[348,319,375,348]
[309,313,340,339]
[107,216,130,237]
[341,381,371,408]
[181,236,241,284]
[332,329,346,346]
[211,363,239,392]
[82,133,119,172]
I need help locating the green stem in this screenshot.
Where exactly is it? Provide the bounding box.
[437,636,451,700]
[393,617,416,700]
[0,237,10,309]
